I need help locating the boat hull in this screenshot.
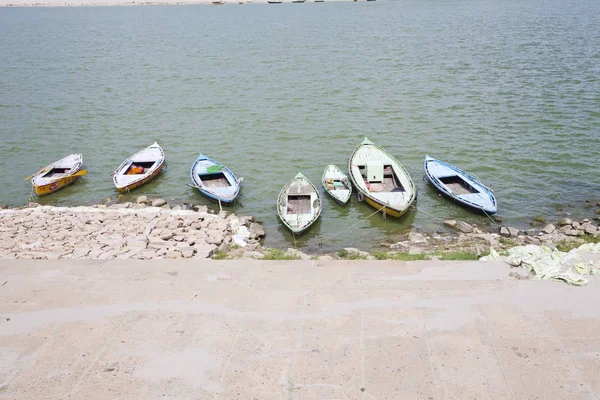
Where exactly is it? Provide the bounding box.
[34,175,81,196]
[322,165,351,206]
[116,163,163,193]
[364,196,407,218]
[424,155,497,214]
[277,173,321,234]
[190,154,241,204]
[113,142,165,192]
[348,137,416,218]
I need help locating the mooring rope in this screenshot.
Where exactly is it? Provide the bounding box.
[328,204,387,239]
[482,210,500,227]
[409,203,447,223]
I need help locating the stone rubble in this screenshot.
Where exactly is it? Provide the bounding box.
[380,218,600,257]
[0,199,265,261]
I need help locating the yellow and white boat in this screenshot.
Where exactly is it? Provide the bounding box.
[30,154,86,196]
[348,137,416,218]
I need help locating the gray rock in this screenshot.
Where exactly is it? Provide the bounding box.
[249,223,266,239]
[160,232,174,241]
[194,241,217,258]
[443,220,457,228]
[500,226,519,238]
[164,250,182,259]
[193,205,208,213]
[572,221,581,229]
[140,249,158,259]
[565,229,581,237]
[243,251,265,259]
[542,223,555,234]
[456,221,474,234]
[343,247,370,258]
[173,235,185,242]
[126,239,148,250]
[390,242,410,251]
[181,249,195,258]
[172,205,182,211]
[524,236,542,245]
[559,218,572,226]
[206,230,224,245]
[152,199,167,207]
[286,248,311,260]
[136,196,148,204]
[584,225,597,235]
[408,232,427,244]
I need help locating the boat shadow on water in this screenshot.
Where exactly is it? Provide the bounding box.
[35,176,90,207]
[115,170,169,198]
[352,194,417,230]
[276,217,323,248]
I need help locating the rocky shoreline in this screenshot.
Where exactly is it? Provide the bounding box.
[0,197,266,261]
[1,197,599,261]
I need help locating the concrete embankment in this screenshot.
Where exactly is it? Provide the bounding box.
[0,259,599,399]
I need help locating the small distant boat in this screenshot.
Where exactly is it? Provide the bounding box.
[424,155,497,214]
[277,173,321,234]
[315,0,324,2]
[113,142,165,192]
[348,137,416,218]
[267,0,282,3]
[292,0,305,3]
[212,0,223,4]
[29,154,86,196]
[322,165,352,205]
[190,154,241,204]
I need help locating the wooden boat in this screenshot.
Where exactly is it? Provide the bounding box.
[30,154,86,196]
[277,173,321,234]
[190,154,241,204]
[322,165,352,205]
[424,155,497,214]
[113,142,165,192]
[212,0,223,4]
[347,137,416,218]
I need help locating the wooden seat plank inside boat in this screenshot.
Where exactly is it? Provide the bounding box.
[200,173,231,188]
[287,195,311,214]
[439,176,477,195]
[289,185,313,195]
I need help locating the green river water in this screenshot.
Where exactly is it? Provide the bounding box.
[1,0,599,251]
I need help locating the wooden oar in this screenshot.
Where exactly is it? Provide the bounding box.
[72,169,87,177]
[23,167,50,182]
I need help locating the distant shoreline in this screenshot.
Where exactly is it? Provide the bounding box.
[0,0,353,6]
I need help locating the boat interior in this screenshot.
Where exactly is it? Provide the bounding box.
[43,168,70,178]
[325,179,349,191]
[286,195,311,214]
[125,161,155,175]
[439,176,478,195]
[199,172,231,188]
[358,164,405,193]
